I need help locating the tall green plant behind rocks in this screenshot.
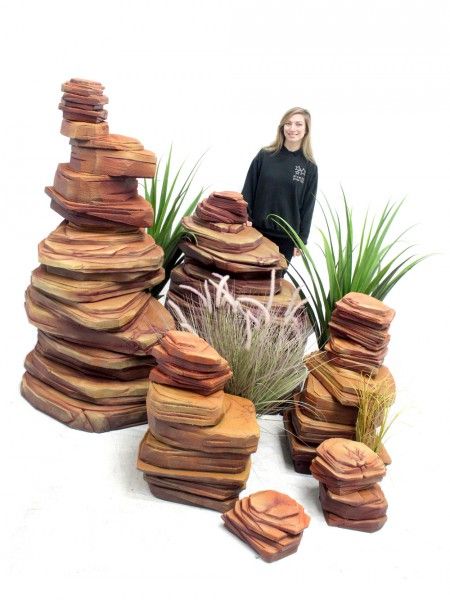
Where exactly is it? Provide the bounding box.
[144,146,206,297]
[270,193,429,348]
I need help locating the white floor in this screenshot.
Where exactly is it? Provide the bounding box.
[2,335,448,599]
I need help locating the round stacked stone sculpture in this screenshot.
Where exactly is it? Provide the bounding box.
[167,191,300,313]
[310,438,388,533]
[222,490,310,562]
[285,292,396,473]
[21,78,175,433]
[137,330,260,512]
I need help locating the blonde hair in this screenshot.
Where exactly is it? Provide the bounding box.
[265,107,315,163]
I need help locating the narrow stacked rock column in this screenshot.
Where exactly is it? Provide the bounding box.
[285,292,395,472]
[21,78,175,433]
[167,191,300,315]
[310,438,388,533]
[137,330,260,512]
[222,490,310,562]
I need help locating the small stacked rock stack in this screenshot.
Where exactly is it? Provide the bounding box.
[285,292,395,473]
[137,330,260,512]
[167,191,298,313]
[222,490,310,562]
[21,78,175,433]
[310,438,388,533]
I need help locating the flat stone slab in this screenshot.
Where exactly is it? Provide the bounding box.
[38,221,163,274]
[25,288,174,355]
[148,393,259,454]
[21,371,147,433]
[31,265,164,303]
[70,145,156,178]
[36,331,154,381]
[146,381,226,427]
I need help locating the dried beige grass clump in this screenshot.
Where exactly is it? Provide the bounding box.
[355,375,397,453]
[167,271,312,414]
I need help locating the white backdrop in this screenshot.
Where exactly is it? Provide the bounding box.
[1,1,449,598]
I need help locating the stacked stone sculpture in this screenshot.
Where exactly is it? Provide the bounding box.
[167,191,299,312]
[326,293,395,374]
[21,78,175,433]
[222,490,310,562]
[285,292,395,473]
[310,438,388,533]
[137,331,260,512]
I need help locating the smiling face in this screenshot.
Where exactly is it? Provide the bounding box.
[283,113,307,148]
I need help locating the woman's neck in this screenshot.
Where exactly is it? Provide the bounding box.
[283,141,302,152]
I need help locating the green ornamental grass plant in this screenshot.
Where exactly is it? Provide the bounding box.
[144,146,206,297]
[269,193,428,348]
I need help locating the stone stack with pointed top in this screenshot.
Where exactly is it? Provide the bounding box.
[137,330,260,512]
[310,438,388,532]
[167,191,300,314]
[222,490,310,562]
[285,292,395,473]
[21,78,175,433]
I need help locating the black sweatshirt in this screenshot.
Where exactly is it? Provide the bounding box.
[242,146,318,244]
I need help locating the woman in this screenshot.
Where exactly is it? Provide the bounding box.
[242,107,318,263]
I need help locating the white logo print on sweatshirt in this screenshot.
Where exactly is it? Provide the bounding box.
[293,165,306,183]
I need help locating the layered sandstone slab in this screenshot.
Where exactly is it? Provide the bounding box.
[61,119,109,139]
[159,330,228,367]
[296,374,358,425]
[148,394,259,454]
[38,221,163,274]
[70,145,156,178]
[59,79,108,123]
[222,491,310,562]
[310,438,386,494]
[179,237,281,268]
[21,372,147,433]
[31,265,164,304]
[292,405,355,445]
[26,286,150,331]
[180,240,286,274]
[53,164,138,203]
[70,134,143,151]
[59,103,108,123]
[138,454,251,510]
[61,78,105,95]
[139,430,248,474]
[182,217,262,253]
[36,332,154,381]
[325,335,388,374]
[146,381,226,427]
[25,288,174,355]
[194,191,248,224]
[319,483,388,521]
[149,330,234,396]
[151,344,229,375]
[45,185,153,228]
[146,483,238,512]
[24,349,148,405]
[149,366,232,395]
[323,510,387,533]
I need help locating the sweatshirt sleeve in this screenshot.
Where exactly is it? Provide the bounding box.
[299,164,318,244]
[242,151,262,220]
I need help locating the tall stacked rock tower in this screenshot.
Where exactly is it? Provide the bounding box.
[21,78,175,433]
